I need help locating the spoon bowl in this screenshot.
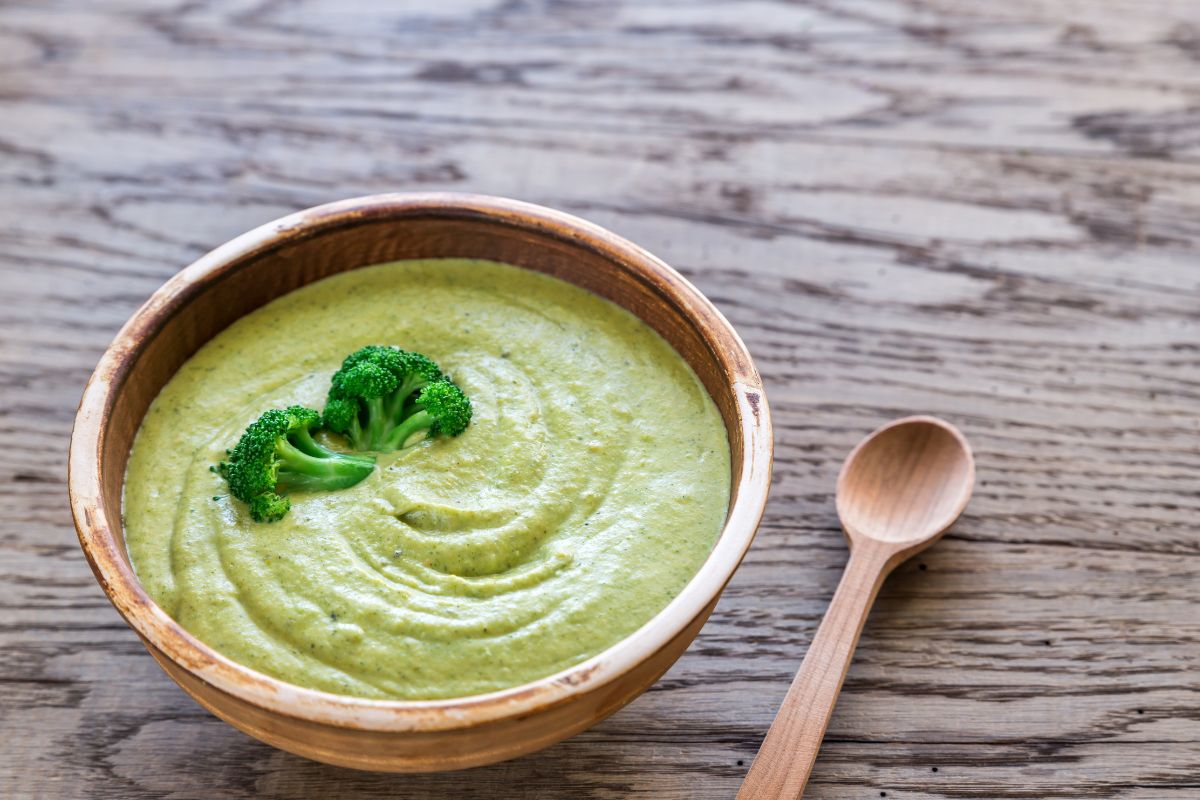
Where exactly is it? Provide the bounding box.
[837,416,975,547]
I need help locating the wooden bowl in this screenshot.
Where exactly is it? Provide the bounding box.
[68,193,773,772]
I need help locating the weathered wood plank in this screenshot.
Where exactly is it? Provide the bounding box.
[2,0,1198,797]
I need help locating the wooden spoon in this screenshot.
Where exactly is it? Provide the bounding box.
[738,415,976,799]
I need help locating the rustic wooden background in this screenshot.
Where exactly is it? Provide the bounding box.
[3,0,1199,797]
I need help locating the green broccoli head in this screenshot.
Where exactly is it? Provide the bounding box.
[322,346,463,451]
[248,492,291,523]
[320,396,359,436]
[382,378,473,450]
[333,359,398,399]
[218,405,376,522]
[415,378,473,437]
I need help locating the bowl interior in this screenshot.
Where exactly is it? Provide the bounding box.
[99,199,757,562]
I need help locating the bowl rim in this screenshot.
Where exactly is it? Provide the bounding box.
[68,192,773,733]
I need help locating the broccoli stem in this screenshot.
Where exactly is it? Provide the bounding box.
[273,436,375,492]
[289,426,340,458]
[356,379,433,450]
[363,396,389,451]
[382,410,433,451]
[384,375,429,422]
[345,415,365,450]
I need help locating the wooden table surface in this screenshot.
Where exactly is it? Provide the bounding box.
[4,1,1199,797]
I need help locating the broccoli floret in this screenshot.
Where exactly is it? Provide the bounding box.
[382,378,473,451]
[218,405,376,522]
[323,346,468,451]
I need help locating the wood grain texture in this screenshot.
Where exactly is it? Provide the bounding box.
[2,0,1198,797]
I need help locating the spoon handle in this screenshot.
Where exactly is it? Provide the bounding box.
[738,541,895,799]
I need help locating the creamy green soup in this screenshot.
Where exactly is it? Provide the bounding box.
[124,259,730,700]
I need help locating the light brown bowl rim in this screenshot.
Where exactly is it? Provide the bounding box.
[68,193,773,733]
